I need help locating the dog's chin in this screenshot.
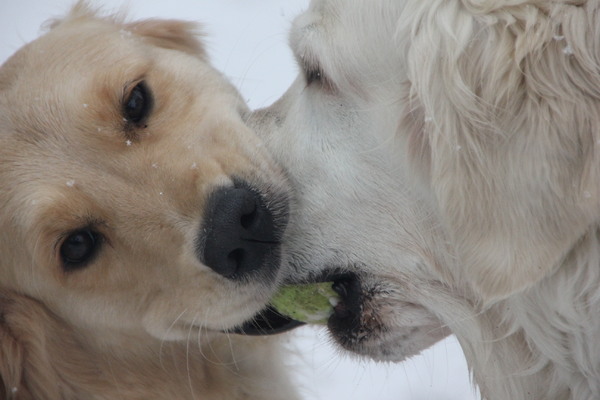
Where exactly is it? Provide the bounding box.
[326,273,452,362]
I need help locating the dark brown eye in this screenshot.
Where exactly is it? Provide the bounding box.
[305,68,323,85]
[60,229,101,271]
[123,81,153,126]
[303,61,333,91]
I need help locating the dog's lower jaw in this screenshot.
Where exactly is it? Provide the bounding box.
[330,321,451,363]
[325,275,451,362]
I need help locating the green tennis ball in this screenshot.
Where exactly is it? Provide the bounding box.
[270,282,339,324]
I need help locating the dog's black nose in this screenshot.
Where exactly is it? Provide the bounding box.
[200,184,282,279]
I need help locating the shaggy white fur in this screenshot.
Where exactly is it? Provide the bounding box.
[252,0,600,398]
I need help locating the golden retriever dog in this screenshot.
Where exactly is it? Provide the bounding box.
[0,3,300,399]
[248,0,600,399]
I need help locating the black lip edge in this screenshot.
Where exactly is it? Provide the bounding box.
[230,305,305,336]
[287,268,358,285]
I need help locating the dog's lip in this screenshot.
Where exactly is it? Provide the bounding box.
[230,270,358,336]
[330,275,360,320]
[230,305,305,335]
[326,272,363,330]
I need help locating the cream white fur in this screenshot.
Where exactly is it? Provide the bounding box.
[252,0,600,398]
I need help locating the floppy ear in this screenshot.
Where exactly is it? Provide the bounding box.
[125,19,207,59]
[0,309,27,399]
[51,1,207,60]
[0,292,39,399]
[0,291,107,399]
[0,291,64,400]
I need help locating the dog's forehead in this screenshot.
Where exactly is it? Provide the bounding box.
[2,18,143,89]
[0,22,155,219]
[0,22,153,146]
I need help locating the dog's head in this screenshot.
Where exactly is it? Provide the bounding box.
[251,0,600,363]
[0,3,292,351]
[249,0,464,362]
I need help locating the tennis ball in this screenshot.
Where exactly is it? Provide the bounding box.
[270,282,339,324]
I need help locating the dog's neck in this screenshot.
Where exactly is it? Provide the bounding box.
[449,225,600,399]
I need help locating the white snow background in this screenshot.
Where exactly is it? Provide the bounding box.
[0,2,480,399]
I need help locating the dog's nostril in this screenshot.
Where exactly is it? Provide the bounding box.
[240,207,257,230]
[199,183,283,279]
[227,248,245,270]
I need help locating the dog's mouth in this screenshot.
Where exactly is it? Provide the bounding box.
[231,305,305,335]
[232,271,362,336]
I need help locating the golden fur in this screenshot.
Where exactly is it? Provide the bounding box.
[0,4,296,400]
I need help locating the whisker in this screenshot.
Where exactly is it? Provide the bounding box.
[159,307,189,370]
[185,313,199,400]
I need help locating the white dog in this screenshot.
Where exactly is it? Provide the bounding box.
[249,0,600,399]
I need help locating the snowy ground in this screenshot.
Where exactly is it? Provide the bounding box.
[1,2,480,399]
